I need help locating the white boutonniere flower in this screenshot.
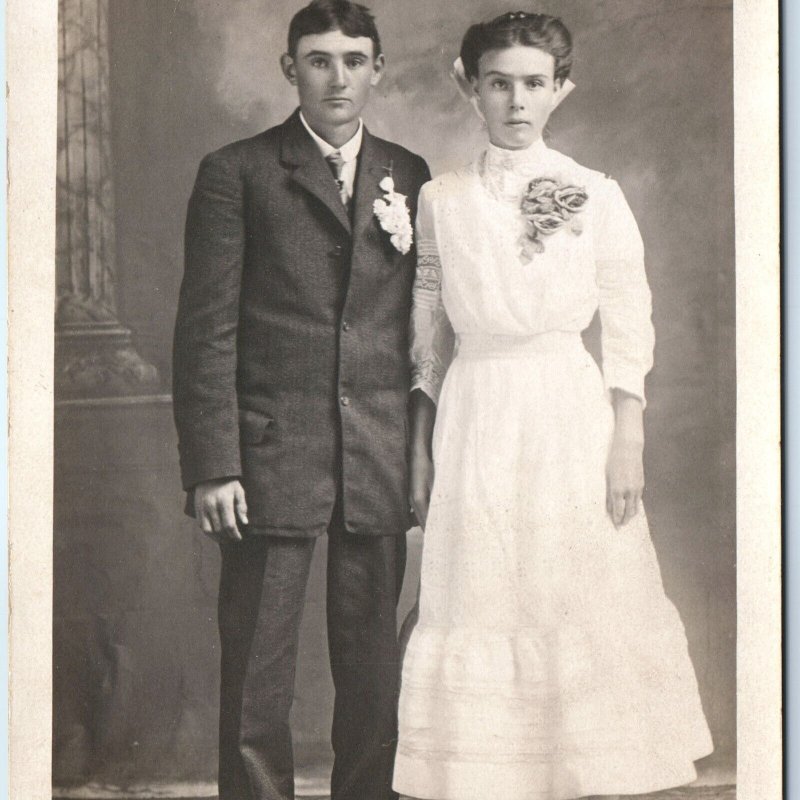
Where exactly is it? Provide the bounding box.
[373,175,413,255]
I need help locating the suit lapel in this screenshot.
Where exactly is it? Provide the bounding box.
[280,110,352,235]
[352,129,388,240]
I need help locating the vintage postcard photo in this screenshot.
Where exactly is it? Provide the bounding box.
[7,1,780,799]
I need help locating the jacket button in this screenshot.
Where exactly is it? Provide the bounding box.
[342,321,350,331]
[331,244,344,257]
[340,396,350,407]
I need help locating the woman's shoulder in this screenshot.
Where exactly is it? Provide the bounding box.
[546,148,613,191]
[420,164,478,202]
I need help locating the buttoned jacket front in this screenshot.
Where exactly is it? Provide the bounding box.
[173,110,431,536]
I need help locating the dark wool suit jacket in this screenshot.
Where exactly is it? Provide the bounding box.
[173,110,431,537]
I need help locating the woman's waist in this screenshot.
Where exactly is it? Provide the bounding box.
[454,330,584,360]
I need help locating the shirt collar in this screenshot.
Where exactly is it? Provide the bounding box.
[299,111,363,164]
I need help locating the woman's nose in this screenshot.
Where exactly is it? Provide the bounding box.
[509,84,526,110]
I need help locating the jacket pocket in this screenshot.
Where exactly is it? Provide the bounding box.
[238,408,274,445]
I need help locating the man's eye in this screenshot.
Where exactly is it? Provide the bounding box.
[346,57,367,68]
[527,80,545,89]
[311,58,328,68]
[491,80,508,90]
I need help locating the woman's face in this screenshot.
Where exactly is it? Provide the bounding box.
[472,45,560,150]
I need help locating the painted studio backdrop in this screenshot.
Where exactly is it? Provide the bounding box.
[54,0,735,792]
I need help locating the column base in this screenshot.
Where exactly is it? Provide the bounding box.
[56,322,160,400]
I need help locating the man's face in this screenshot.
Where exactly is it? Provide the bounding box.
[282,29,384,133]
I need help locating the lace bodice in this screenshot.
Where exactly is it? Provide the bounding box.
[409,139,655,405]
[479,138,552,203]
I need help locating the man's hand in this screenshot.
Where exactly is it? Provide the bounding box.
[193,478,248,542]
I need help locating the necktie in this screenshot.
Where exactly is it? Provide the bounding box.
[325,151,350,208]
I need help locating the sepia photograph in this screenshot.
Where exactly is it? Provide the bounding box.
[6,0,781,798]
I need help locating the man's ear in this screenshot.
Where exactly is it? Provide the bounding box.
[280,53,297,85]
[370,53,386,87]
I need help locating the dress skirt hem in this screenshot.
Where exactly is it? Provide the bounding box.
[393,744,713,800]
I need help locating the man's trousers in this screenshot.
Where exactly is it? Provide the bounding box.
[216,507,407,800]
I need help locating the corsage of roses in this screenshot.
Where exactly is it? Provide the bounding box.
[373,175,413,255]
[519,177,588,262]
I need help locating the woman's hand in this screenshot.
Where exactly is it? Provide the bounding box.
[606,438,644,527]
[408,389,437,529]
[606,390,645,528]
[410,446,435,529]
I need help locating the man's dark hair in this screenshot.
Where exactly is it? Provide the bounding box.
[288,0,382,58]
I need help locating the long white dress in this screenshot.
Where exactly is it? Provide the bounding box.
[393,140,713,800]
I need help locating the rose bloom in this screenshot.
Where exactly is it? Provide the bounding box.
[522,196,557,215]
[526,177,560,196]
[531,212,565,235]
[553,186,588,213]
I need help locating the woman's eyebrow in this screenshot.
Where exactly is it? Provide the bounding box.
[483,70,549,79]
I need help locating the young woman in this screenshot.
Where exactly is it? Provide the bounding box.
[393,12,713,800]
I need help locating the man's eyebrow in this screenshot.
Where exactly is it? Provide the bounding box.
[302,49,371,58]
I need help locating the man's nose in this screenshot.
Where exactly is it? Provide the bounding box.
[329,60,348,88]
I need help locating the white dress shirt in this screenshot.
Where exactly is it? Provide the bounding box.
[300,112,363,203]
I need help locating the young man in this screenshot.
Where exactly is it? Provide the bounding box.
[172,2,430,799]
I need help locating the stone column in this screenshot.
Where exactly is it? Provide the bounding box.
[56,0,159,399]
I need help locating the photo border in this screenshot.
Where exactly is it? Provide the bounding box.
[6,0,782,796]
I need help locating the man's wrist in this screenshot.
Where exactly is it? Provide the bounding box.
[194,476,241,491]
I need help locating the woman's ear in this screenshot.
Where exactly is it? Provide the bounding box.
[280,53,297,86]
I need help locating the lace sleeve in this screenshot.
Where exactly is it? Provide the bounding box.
[410,185,455,405]
[594,179,655,407]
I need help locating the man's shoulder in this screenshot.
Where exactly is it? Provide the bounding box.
[367,132,428,177]
[199,125,282,168]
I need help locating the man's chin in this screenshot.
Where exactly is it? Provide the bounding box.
[303,106,363,128]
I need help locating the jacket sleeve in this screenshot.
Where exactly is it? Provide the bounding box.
[173,149,245,490]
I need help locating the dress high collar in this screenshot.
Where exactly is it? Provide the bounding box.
[485,138,549,171]
[480,138,554,203]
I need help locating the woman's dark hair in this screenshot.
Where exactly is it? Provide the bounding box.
[288,0,382,57]
[460,11,573,85]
